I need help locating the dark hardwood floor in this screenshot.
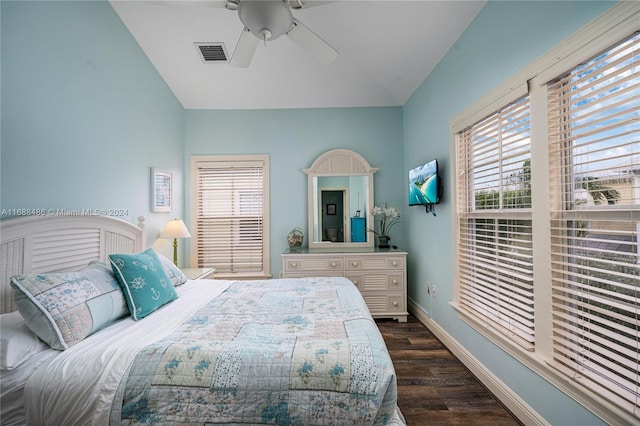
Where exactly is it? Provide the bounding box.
[376,315,522,426]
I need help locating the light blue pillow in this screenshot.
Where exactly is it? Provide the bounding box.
[109,249,178,320]
[156,252,188,287]
[10,260,128,350]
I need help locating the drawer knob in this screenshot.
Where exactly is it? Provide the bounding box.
[352,262,358,266]
[392,301,398,306]
[391,261,398,267]
[330,262,337,268]
[353,280,358,285]
[291,262,297,268]
[392,279,398,285]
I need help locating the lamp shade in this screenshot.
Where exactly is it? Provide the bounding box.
[160,219,191,240]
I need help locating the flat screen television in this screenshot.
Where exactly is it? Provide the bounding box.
[409,159,440,206]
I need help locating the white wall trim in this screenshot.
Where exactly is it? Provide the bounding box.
[189,154,271,276]
[408,300,548,426]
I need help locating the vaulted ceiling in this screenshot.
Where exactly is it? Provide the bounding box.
[109,0,486,109]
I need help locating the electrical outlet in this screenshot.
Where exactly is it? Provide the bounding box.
[432,285,438,299]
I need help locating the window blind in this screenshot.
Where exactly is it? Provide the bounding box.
[456,96,535,350]
[194,160,266,275]
[547,32,639,415]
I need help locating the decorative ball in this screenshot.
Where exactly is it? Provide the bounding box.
[287,228,304,249]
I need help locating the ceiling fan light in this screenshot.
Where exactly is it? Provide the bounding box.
[259,29,272,43]
[238,1,293,41]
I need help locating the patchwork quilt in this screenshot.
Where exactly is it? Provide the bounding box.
[109,277,399,425]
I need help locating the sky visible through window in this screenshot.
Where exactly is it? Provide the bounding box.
[567,33,639,206]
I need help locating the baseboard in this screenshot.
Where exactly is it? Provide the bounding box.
[408,300,548,426]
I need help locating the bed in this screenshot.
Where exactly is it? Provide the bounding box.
[0,214,404,425]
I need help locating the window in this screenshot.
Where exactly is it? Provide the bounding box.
[190,155,270,279]
[452,5,639,422]
[547,33,639,417]
[456,97,535,350]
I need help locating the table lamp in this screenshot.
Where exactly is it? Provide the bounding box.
[160,219,191,266]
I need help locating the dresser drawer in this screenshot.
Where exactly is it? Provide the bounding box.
[284,257,343,272]
[284,271,344,279]
[346,273,404,291]
[345,258,364,270]
[362,293,406,315]
[345,256,404,270]
[282,251,407,322]
[385,257,404,269]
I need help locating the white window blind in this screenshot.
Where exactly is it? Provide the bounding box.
[547,33,639,416]
[456,96,535,350]
[193,157,268,276]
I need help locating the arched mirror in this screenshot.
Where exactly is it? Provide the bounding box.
[305,149,377,249]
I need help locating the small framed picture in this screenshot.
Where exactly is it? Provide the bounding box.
[327,203,336,215]
[151,167,172,213]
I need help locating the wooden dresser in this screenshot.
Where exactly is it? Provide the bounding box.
[281,249,408,322]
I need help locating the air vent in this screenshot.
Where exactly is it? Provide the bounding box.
[195,43,228,63]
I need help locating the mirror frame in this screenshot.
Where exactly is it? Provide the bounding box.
[304,149,378,249]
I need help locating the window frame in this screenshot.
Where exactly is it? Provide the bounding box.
[450,3,640,424]
[189,154,271,279]
[456,95,535,351]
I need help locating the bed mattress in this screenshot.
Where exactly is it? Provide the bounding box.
[23,277,404,425]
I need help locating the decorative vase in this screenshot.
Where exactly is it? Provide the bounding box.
[378,235,390,249]
[287,228,304,251]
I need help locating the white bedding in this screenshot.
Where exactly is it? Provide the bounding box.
[0,349,58,426]
[23,279,232,426]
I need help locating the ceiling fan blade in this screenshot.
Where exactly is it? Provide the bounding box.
[286,19,338,65]
[230,27,259,68]
[148,0,227,7]
[286,0,337,9]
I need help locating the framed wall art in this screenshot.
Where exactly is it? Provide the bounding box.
[151,167,172,213]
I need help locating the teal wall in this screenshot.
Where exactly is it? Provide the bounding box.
[403,1,615,425]
[1,0,185,256]
[0,1,404,275]
[184,107,404,277]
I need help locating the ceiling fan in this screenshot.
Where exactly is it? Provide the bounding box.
[225,0,339,67]
[155,0,338,67]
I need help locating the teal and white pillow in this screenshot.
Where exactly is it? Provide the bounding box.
[109,248,178,320]
[10,260,128,350]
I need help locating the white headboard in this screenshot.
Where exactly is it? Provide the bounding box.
[0,215,146,314]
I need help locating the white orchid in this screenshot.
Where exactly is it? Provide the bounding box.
[370,203,400,237]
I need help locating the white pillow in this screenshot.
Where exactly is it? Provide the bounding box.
[156,253,188,287]
[1,311,48,370]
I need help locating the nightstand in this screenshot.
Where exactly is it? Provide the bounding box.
[181,267,215,280]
